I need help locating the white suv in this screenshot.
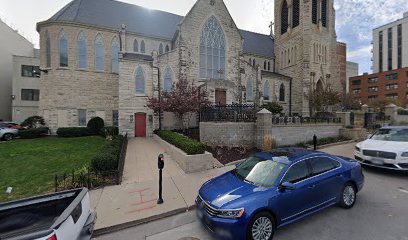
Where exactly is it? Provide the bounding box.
[0,123,18,141]
[355,126,408,171]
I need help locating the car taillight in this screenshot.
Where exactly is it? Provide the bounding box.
[47,234,57,240]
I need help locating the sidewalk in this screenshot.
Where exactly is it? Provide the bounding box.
[90,137,234,235]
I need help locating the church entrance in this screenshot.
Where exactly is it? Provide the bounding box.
[215,90,226,105]
[135,113,146,137]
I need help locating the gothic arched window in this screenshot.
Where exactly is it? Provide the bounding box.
[199,16,226,79]
[312,0,318,24]
[268,61,271,71]
[279,83,286,101]
[59,31,68,67]
[281,0,289,34]
[293,0,300,28]
[140,40,146,53]
[95,34,105,71]
[264,61,267,70]
[322,0,327,27]
[135,67,145,94]
[77,31,87,69]
[165,45,170,53]
[264,81,270,100]
[46,31,51,67]
[253,59,256,67]
[134,39,139,52]
[111,37,119,73]
[246,80,253,101]
[159,43,164,54]
[164,67,173,92]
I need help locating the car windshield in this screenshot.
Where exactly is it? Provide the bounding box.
[370,128,408,142]
[232,156,286,187]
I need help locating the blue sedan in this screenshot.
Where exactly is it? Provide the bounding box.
[196,148,364,240]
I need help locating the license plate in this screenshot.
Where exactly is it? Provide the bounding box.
[370,158,384,165]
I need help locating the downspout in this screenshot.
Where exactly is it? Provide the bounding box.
[152,66,161,130]
[289,78,292,116]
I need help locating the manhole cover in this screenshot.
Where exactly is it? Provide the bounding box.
[178,238,200,240]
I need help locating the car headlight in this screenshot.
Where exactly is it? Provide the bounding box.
[401,152,408,157]
[355,146,361,152]
[216,208,245,219]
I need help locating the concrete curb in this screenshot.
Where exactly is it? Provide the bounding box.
[93,205,197,237]
[313,140,357,150]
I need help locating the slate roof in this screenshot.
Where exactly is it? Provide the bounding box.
[44,0,274,56]
[122,53,153,61]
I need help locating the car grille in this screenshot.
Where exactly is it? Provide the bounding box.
[362,150,396,160]
[196,195,220,217]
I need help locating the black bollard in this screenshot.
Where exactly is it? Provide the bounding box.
[157,154,164,204]
[313,135,317,150]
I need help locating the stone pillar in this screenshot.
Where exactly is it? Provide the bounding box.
[361,104,369,113]
[256,109,273,150]
[384,104,398,122]
[335,112,350,127]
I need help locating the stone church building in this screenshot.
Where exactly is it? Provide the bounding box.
[36,0,341,137]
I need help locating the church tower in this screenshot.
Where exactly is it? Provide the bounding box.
[274,0,340,116]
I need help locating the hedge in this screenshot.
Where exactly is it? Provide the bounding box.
[56,127,93,138]
[155,130,206,155]
[91,135,124,172]
[19,127,49,139]
[87,117,105,134]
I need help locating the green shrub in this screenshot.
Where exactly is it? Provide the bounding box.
[87,117,105,134]
[91,135,124,172]
[21,116,46,129]
[155,130,206,155]
[57,127,93,138]
[262,102,283,114]
[19,127,49,139]
[100,127,119,138]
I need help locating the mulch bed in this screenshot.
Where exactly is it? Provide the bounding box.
[206,146,261,165]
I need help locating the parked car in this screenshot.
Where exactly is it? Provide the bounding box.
[0,188,97,240]
[0,125,18,141]
[196,149,364,240]
[2,122,26,129]
[355,126,408,171]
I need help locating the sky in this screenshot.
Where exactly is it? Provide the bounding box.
[0,0,407,75]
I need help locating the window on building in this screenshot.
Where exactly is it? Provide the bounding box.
[352,80,361,85]
[21,89,39,101]
[133,39,139,52]
[199,16,226,79]
[46,31,51,68]
[292,0,300,28]
[368,95,378,102]
[78,109,87,127]
[386,84,398,90]
[21,65,40,78]
[59,31,68,67]
[353,89,361,94]
[388,28,393,71]
[112,110,119,127]
[281,0,289,34]
[159,43,164,54]
[165,45,170,53]
[111,37,119,73]
[367,87,378,93]
[398,24,402,69]
[264,61,267,70]
[135,67,145,94]
[253,59,256,67]
[385,73,398,80]
[263,81,270,100]
[379,31,383,72]
[268,62,271,71]
[386,93,398,100]
[312,0,318,24]
[368,77,379,83]
[279,83,286,101]
[95,34,105,71]
[246,80,253,101]
[321,0,327,27]
[164,67,173,92]
[77,31,87,69]
[141,40,146,53]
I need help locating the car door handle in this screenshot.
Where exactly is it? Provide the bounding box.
[308,185,316,189]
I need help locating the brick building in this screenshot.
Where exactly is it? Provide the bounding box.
[36,0,342,136]
[349,67,408,107]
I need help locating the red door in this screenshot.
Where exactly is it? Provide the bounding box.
[135,113,146,137]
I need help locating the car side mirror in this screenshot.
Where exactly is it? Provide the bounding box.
[279,182,296,191]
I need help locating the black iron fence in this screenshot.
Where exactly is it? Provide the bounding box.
[200,104,259,122]
[54,134,128,192]
[364,113,391,129]
[271,116,342,125]
[398,109,408,115]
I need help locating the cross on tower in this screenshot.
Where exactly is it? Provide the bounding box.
[269,21,274,37]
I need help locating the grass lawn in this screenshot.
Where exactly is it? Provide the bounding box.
[0,136,106,202]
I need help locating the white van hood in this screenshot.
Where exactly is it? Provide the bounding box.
[360,139,408,153]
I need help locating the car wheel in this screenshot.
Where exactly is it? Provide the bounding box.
[339,183,356,209]
[248,212,275,240]
[3,133,13,141]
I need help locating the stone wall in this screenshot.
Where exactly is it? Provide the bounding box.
[200,122,256,147]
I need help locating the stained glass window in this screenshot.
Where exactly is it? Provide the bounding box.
[59,31,68,67]
[199,16,226,79]
[135,67,145,94]
[95,34,105,71]
[281,0,289,34]
[111,37,119,73]
[77,31,87,69]
[164,67,173,92]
